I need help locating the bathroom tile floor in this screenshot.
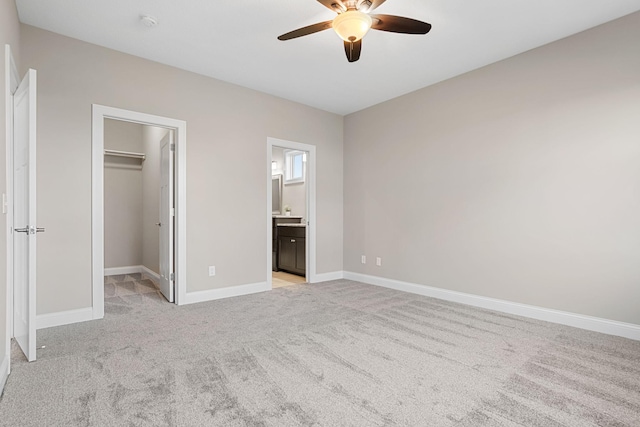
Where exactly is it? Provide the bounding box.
[272,271,306,288]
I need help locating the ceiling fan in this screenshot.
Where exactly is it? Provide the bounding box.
[278,0,432,63]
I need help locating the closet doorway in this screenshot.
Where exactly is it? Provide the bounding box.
[92,106,187,319]
[103,120,173,302]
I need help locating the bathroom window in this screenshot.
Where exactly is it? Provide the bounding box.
[284,150,306,184]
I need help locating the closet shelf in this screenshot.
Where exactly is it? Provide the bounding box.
[104,149,146,161]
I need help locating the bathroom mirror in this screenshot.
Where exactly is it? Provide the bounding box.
[272,174,282,214]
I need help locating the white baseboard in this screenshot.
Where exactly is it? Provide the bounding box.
[36,307,94,330]
[141,265,160,282]
[105,265,161,283]
[311,271,344,283]
[181,281,270,305]
[0,354,9,395]
[104,265,142,276]
[344,271,640,341]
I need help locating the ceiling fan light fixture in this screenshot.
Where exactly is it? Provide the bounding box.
[332,10,372,42]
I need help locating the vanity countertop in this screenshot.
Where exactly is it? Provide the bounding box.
[277,223,306,228]
[273,215,303,219]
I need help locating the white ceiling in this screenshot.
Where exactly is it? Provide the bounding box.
[15,0,640,115]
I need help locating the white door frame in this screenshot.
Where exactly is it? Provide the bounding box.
[266,137,316,288]
[91,105,187,319]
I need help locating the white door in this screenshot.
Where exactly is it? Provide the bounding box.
[158,132,174,302]
[13,69,37,362]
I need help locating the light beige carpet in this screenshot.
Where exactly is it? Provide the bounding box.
[1,279,639,426]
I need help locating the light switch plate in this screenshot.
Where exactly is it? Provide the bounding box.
[209,266,216,276]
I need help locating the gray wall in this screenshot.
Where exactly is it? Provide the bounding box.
[1,0,21,380]
[104,118,143,152]
[344,12,640,325]
[141,126,166,274]
[21,24,344,315]
[103,120,163,273]
[103,119,143,269]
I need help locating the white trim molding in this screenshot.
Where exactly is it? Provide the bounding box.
[36,307,94,330]
[181,282,269,306]
[311,271,344,283]
[0,355,9,395]
[104,265,161,282]
[104,265,143,276]
[141,265,161,282]
[344,271,640,341]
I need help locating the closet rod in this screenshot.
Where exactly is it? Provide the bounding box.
[104,149,146,160]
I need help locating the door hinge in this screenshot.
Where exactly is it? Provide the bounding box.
[170,272,174,281]
[171,207,175,217]
[170,143,175,152]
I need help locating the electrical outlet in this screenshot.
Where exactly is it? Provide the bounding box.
[361,255,366,264]
[208,266,216,276]
[376,257,382,266]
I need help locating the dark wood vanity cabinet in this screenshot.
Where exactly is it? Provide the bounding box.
[277,226,306,276]
[272,216,303,272]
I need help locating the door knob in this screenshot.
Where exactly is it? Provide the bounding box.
[155,222,161,226]
[14,226,44,233]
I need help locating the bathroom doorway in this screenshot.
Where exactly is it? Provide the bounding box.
[266,138,316,289]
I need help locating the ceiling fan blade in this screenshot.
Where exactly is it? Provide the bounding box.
[344,39,362,62]
[370,14,432,34]
[316,0,346,13]
[277,21,333,41]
